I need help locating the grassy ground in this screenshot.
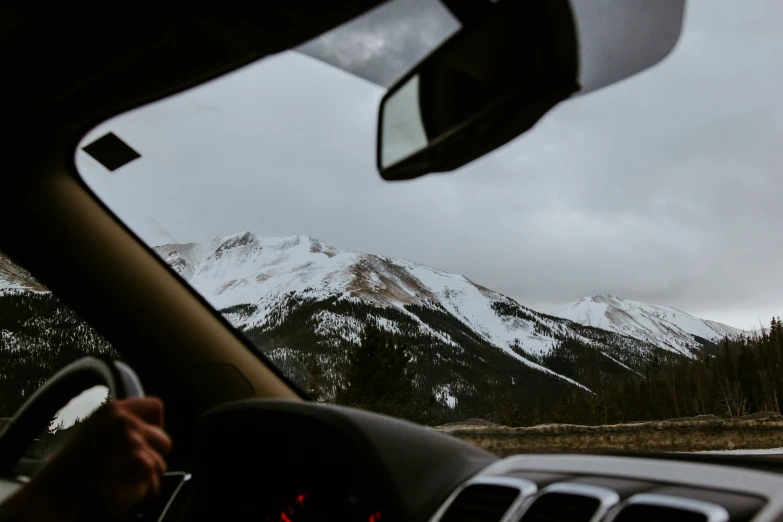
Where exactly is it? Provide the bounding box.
[434,413,783,457]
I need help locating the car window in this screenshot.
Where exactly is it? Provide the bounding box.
[0,251,115,459]
[73,0,783,441]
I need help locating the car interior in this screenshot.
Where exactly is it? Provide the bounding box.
[2,1,783,522]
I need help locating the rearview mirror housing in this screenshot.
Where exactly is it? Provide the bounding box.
[376,0,685,181]
[377,0,578,181]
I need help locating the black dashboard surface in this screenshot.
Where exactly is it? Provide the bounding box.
[187,400,783,522]
[191,399,497,522]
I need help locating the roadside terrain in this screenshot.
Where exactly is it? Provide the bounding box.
[434,413,783,457]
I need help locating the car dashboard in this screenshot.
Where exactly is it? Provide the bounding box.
[8,399,783,522]
[169,400,783,522]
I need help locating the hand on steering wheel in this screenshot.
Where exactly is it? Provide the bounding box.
[2,398,172,522]
[0,358,172,522]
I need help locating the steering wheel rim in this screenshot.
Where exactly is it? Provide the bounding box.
[0,356,144,472]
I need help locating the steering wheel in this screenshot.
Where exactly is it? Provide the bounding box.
[0,356,144,472]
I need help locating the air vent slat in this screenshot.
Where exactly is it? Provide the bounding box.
[612,505,708,522]
[610,494,730,522]
[520,493,600,522]
[518,483,620,522]
[440,484,520,522]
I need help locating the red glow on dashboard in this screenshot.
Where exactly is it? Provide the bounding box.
[368,511,382,522]
[277,492,309,522]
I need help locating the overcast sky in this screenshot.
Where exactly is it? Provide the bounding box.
[77,0,783,330]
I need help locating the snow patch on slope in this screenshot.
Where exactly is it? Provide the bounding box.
[0,252,48,294]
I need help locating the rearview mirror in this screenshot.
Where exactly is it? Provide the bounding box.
[377,0,685,181]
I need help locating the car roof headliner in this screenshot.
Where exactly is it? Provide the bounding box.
[1,1,387,149]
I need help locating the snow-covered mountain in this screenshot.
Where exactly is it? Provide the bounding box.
[157,232,574,359]
[551,295,742,355]
[154,232,659,416]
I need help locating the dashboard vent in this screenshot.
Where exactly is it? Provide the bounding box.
[608,494,730,522]
[518,483,620,522]
[439,483,521,522]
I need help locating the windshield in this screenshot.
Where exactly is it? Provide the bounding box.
[75,0,783,444]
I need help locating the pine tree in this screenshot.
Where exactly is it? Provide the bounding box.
[336,324,419,420]
[495,391,523,427]
[306,356,324,402]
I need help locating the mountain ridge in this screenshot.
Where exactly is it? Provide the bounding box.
[551,295,742,355]
[155,232,653,360]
